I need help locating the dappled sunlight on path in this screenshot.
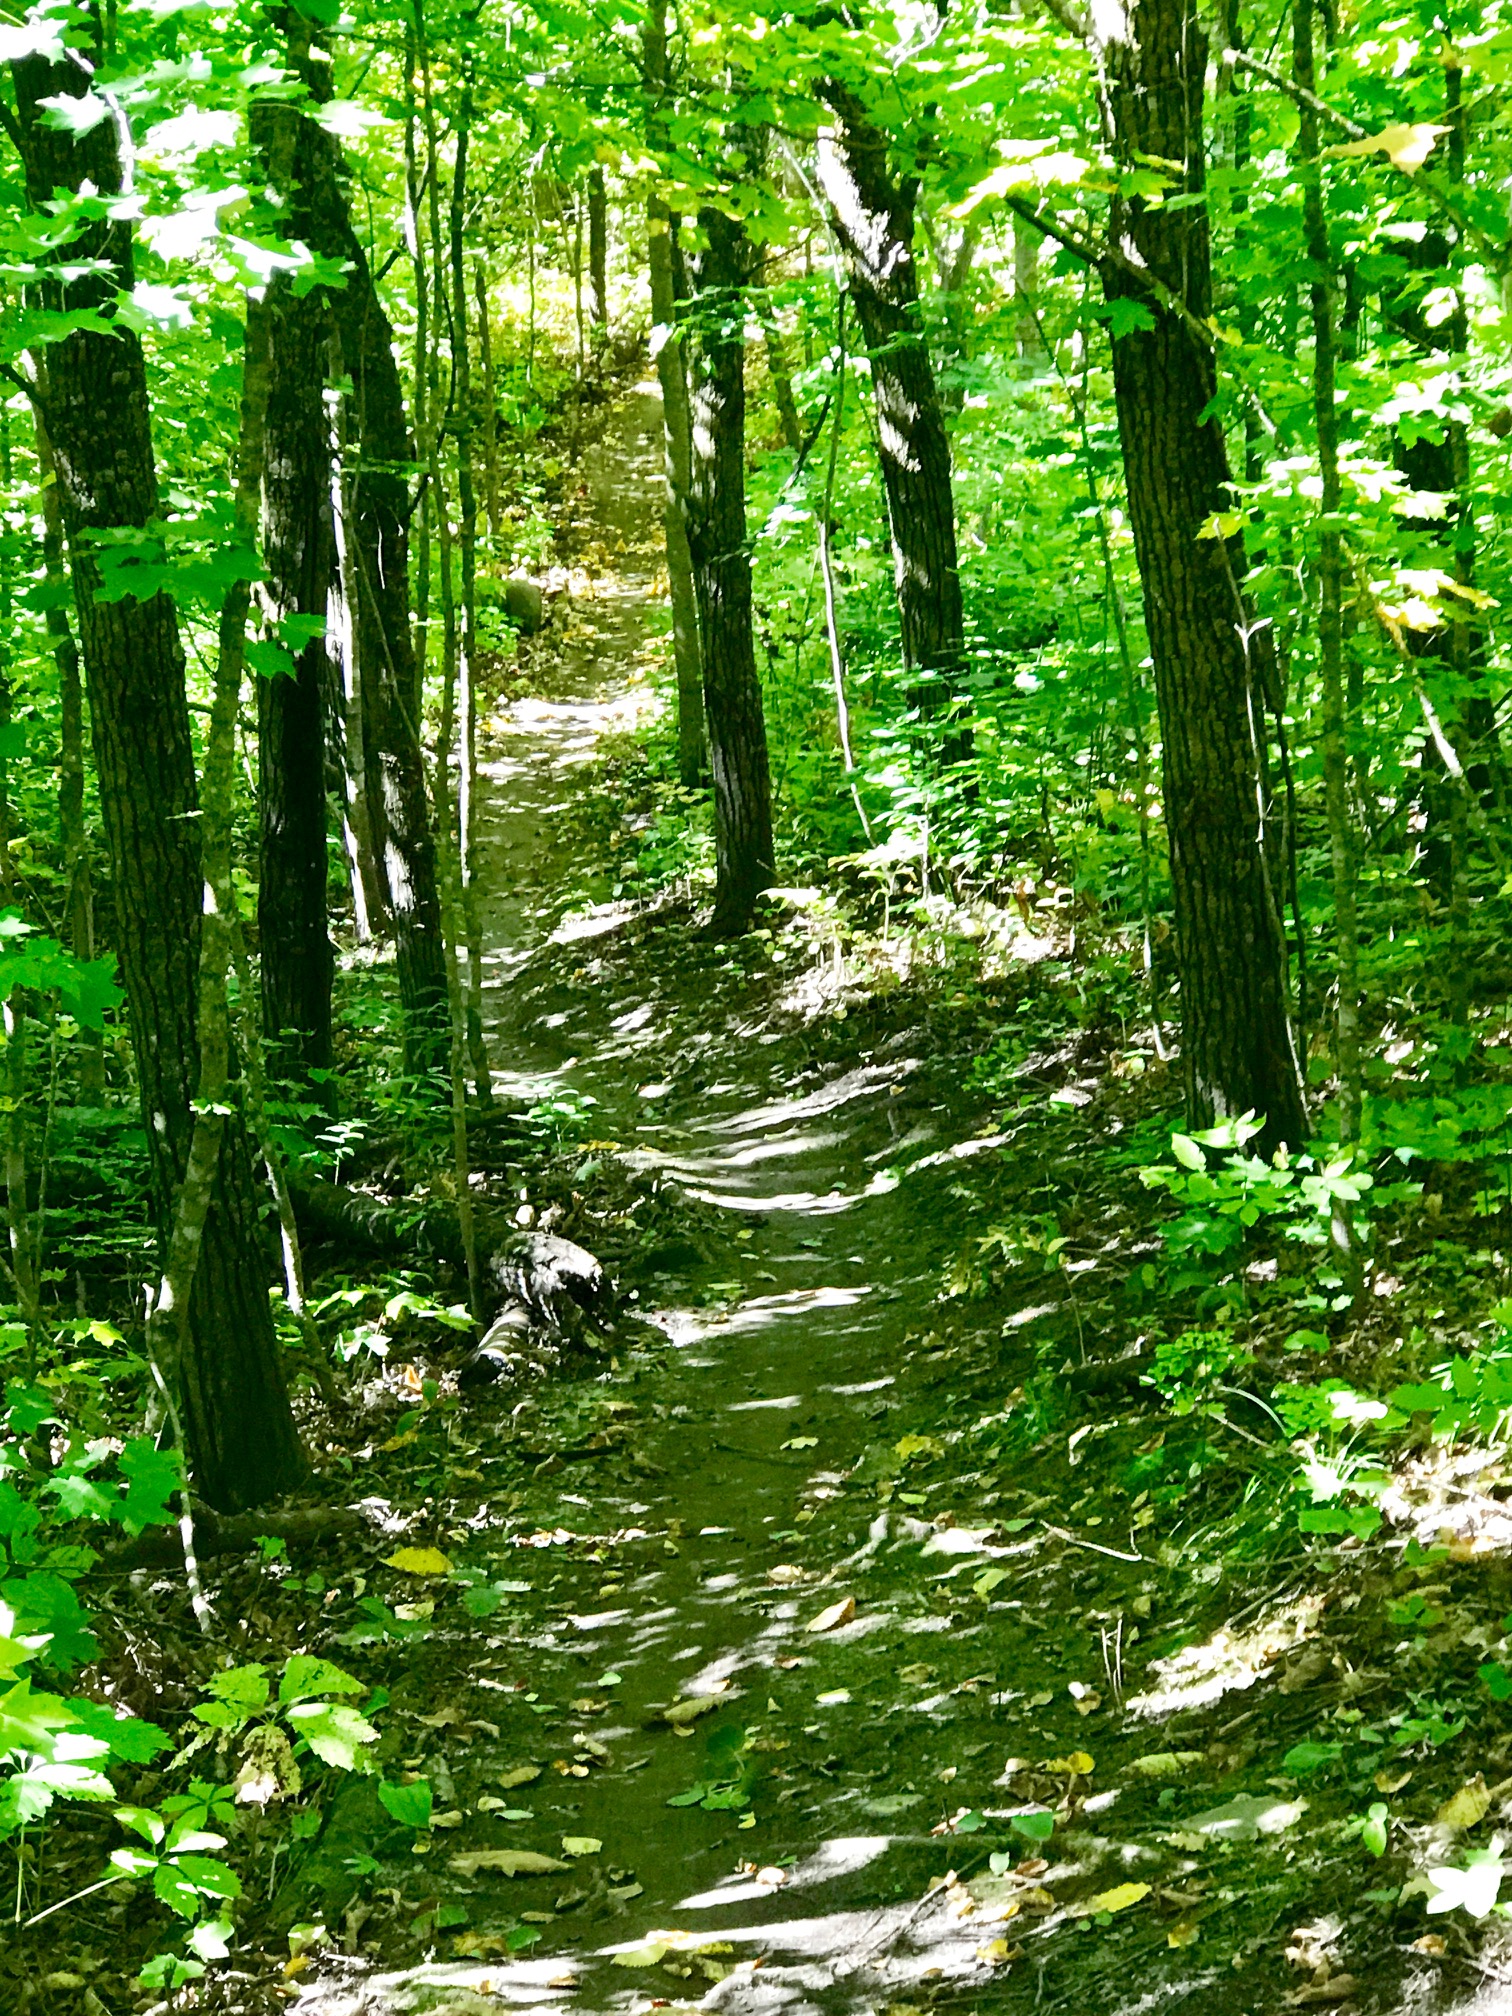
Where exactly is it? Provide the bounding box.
[293,389,1200,2016]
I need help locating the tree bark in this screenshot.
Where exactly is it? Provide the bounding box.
[642,0,706,787]
[1293,0,1359,1141]
[587,163,609,356]
[1091,0,1307,1150]
[35,414,105,1099]
[683,193,775,936]
[11,50,304,1511]
[816,81,969,765]
[258,233,335,1085]
[474,263,505,545]
[295,47,448,1071]
[447,87,493,1104]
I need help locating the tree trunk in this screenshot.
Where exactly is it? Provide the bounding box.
[642,1,707,787]
[11,50,304,1511]
[1091,0,1307,1150]
[587,163,609,356]
[816,81,969,764]
[683,193,775,936]
[35,414,105,1099]
[446,87,493,1104]
[258,253,335,1085]
[295,49,448,1071]
[1293,0,1359,1141]
[474,263,505,545]
[756,290,803,453]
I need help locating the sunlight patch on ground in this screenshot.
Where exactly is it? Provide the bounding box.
[1127,1593,1326,1717]
[658,1286,872,1348]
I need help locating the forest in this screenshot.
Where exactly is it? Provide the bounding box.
[4,0,1512,2008]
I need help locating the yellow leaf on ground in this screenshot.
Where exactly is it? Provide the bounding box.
[1043,1751,1095,1776]
[562,1836,602,1856]
[383,1546,451,1577]
[1435,1774,1490,1831]
[1084,1881,1150,1915]
[807,1596,857,1633]
[1167,1921,1200,1948]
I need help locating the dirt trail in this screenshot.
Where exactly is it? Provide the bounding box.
[293,391,1178,2016]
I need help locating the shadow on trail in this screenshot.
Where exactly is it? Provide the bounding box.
[290,389,1271,2016]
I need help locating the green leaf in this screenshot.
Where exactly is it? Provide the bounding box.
[4,1574,97,1672]
[0,1677,76,1756]
[72,1702,171,1763]
[1010,1809,1055,1842]
[115,1440,182,1535]
[1284,1741,1343,1774]
[1104,297,1158,340]
[279,1655,365,1705]
[283,1699,378,1771]
[1170,1134,1206,1172]
[378,1777,433,1829]
[204,1665,270,1714]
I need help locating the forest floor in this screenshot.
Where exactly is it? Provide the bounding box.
[48,388,1512,2016]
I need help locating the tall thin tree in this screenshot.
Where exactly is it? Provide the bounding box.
[10,43,304,1511]
[683,165,775,935]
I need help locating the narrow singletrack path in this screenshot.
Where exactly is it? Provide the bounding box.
[295,388,1233,2016]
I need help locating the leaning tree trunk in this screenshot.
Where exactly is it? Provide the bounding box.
[683,197,775,937]
[816,81,969,766]
[1092,0,1307,1150]
[258,231,335,1085]
[11,50,304,1512]
[294,49,448,1072]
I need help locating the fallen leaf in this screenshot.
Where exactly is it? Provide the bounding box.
[1167,1921,1200,1948]
[447,1850,568,1878]
[383,1547,452,1577]
[781,1436,819,1450]
[1042,1752,1095,1776]
[1411,1934,1447,1956]
[1435,1775,1490,1832]
[651,1694,725,1729]
[1183,1794,1305,1843]
[806,1597,856,1634]
[895,1434,945,1459]
[1083,1881,1149,1915]
[976,1938,1014,1964]
[1128,1752,1203,1779]
[899,1663,935,1684]
[562,1836,602,1856]
[497,1766,541,1788]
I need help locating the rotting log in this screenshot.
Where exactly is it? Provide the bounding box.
[288,1174,611,1353]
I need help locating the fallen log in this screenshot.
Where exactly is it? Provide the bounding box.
[288,1174,612,1362]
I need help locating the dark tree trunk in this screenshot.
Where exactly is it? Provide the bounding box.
[587,163,609,351]
[294,52,448,1071]
[258,248,335,1084]
[1093,0,1306,1150]
[816,82,969,764]
[683,200,774,936]
[12,52,304,1511]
